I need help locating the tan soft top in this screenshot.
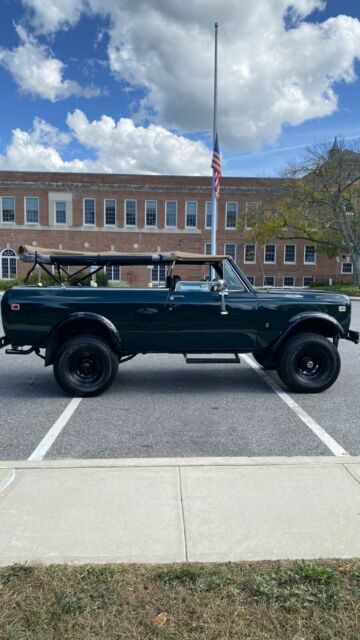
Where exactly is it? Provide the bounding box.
[18,245,230,265]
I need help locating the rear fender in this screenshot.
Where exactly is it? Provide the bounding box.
[44,312,122,366]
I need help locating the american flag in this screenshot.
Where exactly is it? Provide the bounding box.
[211,133,222,199]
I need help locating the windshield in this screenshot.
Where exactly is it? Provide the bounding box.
[222,260,245,291]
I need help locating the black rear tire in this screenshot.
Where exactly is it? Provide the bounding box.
[252,352,277,370]
[53,335,118,397]
[277,332,340,393]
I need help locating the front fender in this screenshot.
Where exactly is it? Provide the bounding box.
[269,312,346,354]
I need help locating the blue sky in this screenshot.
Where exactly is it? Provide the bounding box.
[0,0,359,176]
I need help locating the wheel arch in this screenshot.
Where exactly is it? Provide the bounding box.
[269,313,345,355]
[43,312,123,366]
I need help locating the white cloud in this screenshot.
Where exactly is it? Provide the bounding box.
[0,110,211,174]
[17,1,360,149]
[0,25,100,101]
[21,0,88,33]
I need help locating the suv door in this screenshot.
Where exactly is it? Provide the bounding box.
[166,264,259,352]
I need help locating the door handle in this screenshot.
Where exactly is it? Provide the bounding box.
[169,295,185,300]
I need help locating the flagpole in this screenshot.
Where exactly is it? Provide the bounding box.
[211,22,218,256]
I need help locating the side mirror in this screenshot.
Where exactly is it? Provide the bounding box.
[211,279,227,292]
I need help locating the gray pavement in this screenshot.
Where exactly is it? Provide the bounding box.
[0,294,360,565]
[1,456,360,564]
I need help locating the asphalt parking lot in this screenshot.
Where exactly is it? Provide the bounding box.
[0,301,359,461]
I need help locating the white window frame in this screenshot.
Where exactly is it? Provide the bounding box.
[303,276,315,286]
[185,201,198,228]
[151,264,166,284]
[304,245,316,264]
[283,276,295,287]
[246,275,256,286]
[244,244,256,264]
[83,198,96,226]
[225,202,237,230]
[165,200,177,228]
[145,200,157,227]
[224,243,236,261]
[264,276,275,287]
[205,201,212,229]
[264,244,276,264]
[124,199,137,227]
[284,244,296,264]
[245,202,259,229]
[24,196,39,225]
[106,265,122,282]
[104,199,116,226]
[1,196,15,223]
[1,248,17,280]
[55,201,67,225]
[341,262,353,274]
[204,243,212,255]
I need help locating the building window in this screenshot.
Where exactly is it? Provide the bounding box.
[1,196,15,223]
[25,197,39,224]
[244,244,256,263]
[205,202,212,228]
[55,201,66,225]
[304,245,316,264]
[125,200,137,226]
[283,276,295,287]
[245,202,258,229]
[342,262,353,274]
[84,198,95,225]
[185,201,197,228]
[303,276,314,286]
[225,202,237,229]
[146,200,157,227]
[264,244,276,263]
[1,249,17,279]
[284,244,296,263]
[204,243,212,255]
[152,264,166,284]
[106,265,121,282]
[246,275,255,286]
[165,200,177,227]
[224,243,236,261]
[105,199,116,225]
[264,276,275,287]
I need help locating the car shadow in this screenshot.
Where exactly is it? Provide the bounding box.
[112,365,275,395]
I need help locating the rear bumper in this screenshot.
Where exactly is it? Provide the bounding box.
[344,329,359,344]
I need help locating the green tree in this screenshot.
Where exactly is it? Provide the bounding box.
[247,139,360,285]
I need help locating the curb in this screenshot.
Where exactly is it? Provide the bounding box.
[1,456,360,470]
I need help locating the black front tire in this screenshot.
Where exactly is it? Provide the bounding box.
[53,335,118,397]
[277,332,341,393]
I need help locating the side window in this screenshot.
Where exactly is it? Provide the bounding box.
[105,199,116,225]
[84,198,95,225]
[1,249,17,279]
[25,197,39,224]
[125,200,137,226]
[1,196,15,222]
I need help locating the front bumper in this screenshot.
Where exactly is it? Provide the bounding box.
[345,329,360,344]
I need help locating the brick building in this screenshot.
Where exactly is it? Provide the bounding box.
[0,170,354,286]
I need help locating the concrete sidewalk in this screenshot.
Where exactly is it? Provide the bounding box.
[1,457,360,565]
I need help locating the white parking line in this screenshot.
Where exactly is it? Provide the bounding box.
[242,355,349,457]
[0,469,16,494]
[28,398,83,461]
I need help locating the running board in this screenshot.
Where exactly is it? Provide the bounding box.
[184,353,240,364]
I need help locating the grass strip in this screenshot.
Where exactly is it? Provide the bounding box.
[310,284,360,296]
[1,560,360,639]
